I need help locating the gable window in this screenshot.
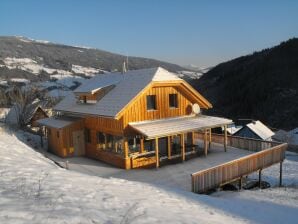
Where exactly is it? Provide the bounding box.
[146,95,156,110]
[169,94,178,108]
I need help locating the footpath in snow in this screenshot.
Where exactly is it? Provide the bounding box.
[0,127,298,223]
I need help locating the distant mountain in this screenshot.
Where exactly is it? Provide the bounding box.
[192,38,298,130]
[0,36,186,82]
[182,64,212,73]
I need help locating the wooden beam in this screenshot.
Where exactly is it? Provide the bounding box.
[124,138,129,158]
[224,125,227,152]
[140,137,144,153]
[167,136,171,159]
[181,133,185,161]
[204,129,208,156]
[239,176,242,190]
[155,137,159,168]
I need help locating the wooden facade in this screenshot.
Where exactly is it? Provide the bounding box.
[44,74,218,169]
[47,119,85,157]
[30,107,48,127]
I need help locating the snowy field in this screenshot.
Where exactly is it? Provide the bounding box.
[1,127,298,223]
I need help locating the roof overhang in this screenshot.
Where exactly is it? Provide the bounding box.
[37,117,82,129]
[129,115,233,139]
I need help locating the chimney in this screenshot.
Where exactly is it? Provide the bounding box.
[122,60,127,74]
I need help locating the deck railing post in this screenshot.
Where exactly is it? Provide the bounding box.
[155,137,159,168]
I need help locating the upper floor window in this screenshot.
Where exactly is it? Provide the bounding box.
[146,95,156,110]
[169,94,178,108]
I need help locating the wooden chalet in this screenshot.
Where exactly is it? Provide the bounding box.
[38,67,232,169]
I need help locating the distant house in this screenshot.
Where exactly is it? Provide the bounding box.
[37,67,233,169]
[221,124,242,135]
[233,120,274,141]
[6,105,48,127]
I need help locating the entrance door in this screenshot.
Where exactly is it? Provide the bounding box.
[73,130,85,156]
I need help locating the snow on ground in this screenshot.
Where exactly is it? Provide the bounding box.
[177,71,204,79]
[50,74,85,88]
[9,78,30,84]
[0,128,243,224]
[71,64,101,76]
[1,127,298,223]
[2,57,72,75]
[47,89,72,98]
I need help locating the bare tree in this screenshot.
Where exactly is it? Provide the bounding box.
[6,85,46,127]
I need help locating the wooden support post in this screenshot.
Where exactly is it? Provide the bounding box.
[167,136,171,159]
[191,132,195,152]
[181,133,185,161]
[224,125,227,152]
[239,176,242,190]
[208,128,212,149]
[155,137,159,168]
[140,137,144,153]
[259,169,262,188]
[279,161,283,187]
[124,138,129,158]
[204,129,208,156]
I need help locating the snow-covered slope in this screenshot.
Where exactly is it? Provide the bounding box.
[0,127,298,223]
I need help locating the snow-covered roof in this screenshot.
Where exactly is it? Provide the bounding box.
[55,67,182,117]
[129,115,233,139]
[73,73,122,94]
[246,120,274,140]
[37,117,82,129]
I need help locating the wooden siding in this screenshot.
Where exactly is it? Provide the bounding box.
[122,85,197,127]
[84,116,123,136]
[47,119,84,157]
[192,143,287,193]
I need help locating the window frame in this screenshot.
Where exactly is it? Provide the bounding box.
[169,93,178,108]
[146,95,157,111]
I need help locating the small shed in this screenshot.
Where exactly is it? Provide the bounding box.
[233,120,274,141]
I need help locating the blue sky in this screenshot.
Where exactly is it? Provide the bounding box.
[1,0,298,67]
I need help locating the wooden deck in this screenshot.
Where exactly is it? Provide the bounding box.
[191,134,287,193]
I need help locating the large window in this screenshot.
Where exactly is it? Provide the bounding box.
[169,94,178,108]
[146,95,156,110]
[96,132,123,154]
[97,132,105,149]
[128,136,141,153]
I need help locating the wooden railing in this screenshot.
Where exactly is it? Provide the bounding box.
[193,132,280,151]
[191,133,287,193]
